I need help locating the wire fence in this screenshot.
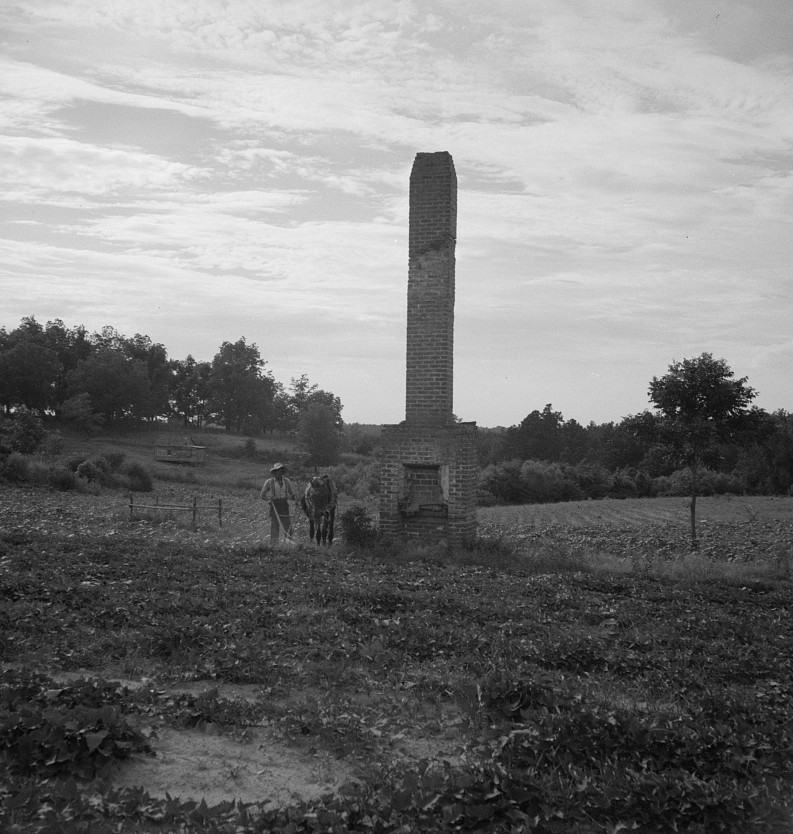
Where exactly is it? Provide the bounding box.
[128,494,223,531]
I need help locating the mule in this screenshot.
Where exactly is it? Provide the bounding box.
[301,476,335,546]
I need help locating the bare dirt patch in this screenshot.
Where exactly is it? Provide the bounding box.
[109,725,354,807]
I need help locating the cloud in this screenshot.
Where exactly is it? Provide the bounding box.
[0,134,202,200]
[1,0,792,423]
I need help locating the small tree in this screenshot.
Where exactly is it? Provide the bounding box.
[298,402,341,467]
[647,353,757,549]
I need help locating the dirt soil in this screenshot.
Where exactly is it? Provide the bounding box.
[109,724,353,807]
[37,671,465,810]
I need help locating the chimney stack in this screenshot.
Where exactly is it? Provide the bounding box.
[378,151,477,545]
[406,152,457,424]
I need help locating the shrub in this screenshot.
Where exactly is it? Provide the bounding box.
[76,460,102,483]
[7,410,46,454]
[90,456,111,475]
[476,488,498,507]
[101,449,126,471]
[25,460,52,486]
[574,465,611,499]
[48,467,77,491]
[123,461,154,492]
[478,460,525,504]
[39,431,64,459]
[329,460,379,499]
[3,453,30,482]
[608,469,638,499]
[340,504,378,546]
[634,469,655,497]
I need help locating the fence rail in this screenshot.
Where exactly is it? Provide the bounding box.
[129,494,223,531]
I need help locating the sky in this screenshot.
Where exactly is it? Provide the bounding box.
[1,0,791,428]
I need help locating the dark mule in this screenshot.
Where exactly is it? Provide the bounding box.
[301,476,335,546]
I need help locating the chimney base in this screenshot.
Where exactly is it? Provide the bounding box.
[379,421,477,545]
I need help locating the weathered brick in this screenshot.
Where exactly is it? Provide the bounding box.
[380,152,477,546]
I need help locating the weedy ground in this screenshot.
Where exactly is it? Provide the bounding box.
[2,478,793,833]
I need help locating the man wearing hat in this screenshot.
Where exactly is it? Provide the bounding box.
[260,463,297,545]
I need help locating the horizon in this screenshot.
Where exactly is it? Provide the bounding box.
[2,1,792,427]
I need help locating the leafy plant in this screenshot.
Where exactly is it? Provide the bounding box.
[340,503,378,546]
[0,671,151,780]
[121,460,154,492]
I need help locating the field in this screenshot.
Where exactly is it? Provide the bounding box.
[2,437,793,832]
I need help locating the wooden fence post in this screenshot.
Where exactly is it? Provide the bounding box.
[192,496,198,532]
[218,498,223,528]
[129,493,133,521]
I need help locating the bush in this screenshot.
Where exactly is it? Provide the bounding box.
[76,460,102,483]
[101,450,126,471]
[48,467,77,491]
[329,460,379,500]
[340,504,378,547]
[39,431,64,459]
[123,461,153,492]
[1,410,46,455]
[2,453,30,482]
[478,460,525,504]
[608,469,638,499]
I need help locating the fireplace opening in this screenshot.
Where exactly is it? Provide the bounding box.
[399,464,449,517]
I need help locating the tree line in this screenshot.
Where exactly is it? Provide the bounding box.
[0,317,342,449]
[479,356,793,508]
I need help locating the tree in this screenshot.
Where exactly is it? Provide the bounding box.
[169,355,212,428]
[67,348,152,423]
[120,333,171,419]
[208,338,276,433]
[298,401,342,466]
[503,404,564,461]
[60,392,104,434]
[0,341,62,414]
[283,375,343,434]
[43,319,93,408]
[647,353,757,549]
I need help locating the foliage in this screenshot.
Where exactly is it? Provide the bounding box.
[208,338,277,433]
[0,318,348,444]
[0,342,62,413]
[170,354,212,428]
[122,460,154,492]
[1,490,793,832]
[0,670,152,780]
[339,503,379,546]
[298,401,342,466]
[0,409,47,457]
[329,459,380,499]
[60,392,104,434]
[47,466,77,491]
[285,374,344,434]
[2,452,30,482]
[645,353,758,549]
[67,347,152,423]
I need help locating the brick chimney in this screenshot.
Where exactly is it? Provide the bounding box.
[379,152,477,545]
[406,152,456,425]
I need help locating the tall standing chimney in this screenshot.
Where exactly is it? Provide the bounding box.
[378,151,477,546]
[406,152,456,425]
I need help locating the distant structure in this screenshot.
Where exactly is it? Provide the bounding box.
[379,152,478,545]
[154,435,206,466]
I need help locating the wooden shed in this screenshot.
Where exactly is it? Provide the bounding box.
[154,435,206,465]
